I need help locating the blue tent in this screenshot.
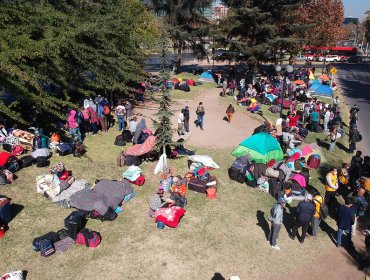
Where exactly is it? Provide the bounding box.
[308,79,322,92]
[198,71,214,83]
[312,85,333,99]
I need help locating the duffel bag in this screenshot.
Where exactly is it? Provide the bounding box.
[19,155,36,168]
[125,155,142,166]
[32,232,60,252]
[0,151,15,167]
[36,156,48,168]
[122,130,133,142]
[76,228,101,248]
[56,143,75,156]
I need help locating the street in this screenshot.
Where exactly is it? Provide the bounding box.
[336,63,370,156]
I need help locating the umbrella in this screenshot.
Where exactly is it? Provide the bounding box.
[231,132,284,163]
[318,74,330,81]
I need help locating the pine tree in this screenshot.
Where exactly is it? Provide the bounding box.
[153,33,174,152]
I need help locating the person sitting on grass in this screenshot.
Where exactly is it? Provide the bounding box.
[148,187,175,218]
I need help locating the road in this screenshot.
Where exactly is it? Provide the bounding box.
[335,63,370,156]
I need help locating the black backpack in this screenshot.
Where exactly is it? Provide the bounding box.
[122,130,133,142]
[137,132,149,144]
[114,135,126,146]
[36,156,48,167]
[19,155,36,168]
[125,155,142,166]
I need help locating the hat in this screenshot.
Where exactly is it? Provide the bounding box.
[278,197,285,204]
[305,193,313,201]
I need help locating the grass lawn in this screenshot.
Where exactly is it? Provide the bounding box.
[0,123,343,279]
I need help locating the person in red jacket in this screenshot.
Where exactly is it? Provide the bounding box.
[287,112,300,128]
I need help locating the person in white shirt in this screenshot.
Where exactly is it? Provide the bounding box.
[115,103,126,131]
[128,117,138,134]
[324,108,331,132]
[177,110,185,135]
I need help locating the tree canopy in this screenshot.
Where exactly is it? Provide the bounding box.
[0,0,158,125]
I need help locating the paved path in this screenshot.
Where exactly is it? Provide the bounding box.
[336,63,370,156]
[136,87,260,149]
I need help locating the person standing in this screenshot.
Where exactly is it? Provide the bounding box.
[336,200,355,248]
[115,102,126,131]
[348,125,361,154]
[310,109,319,132]
[289,193,316,244]
[324,167,339,208]
[88,107,99,135]
[82,106,90,134]
[183,106,190,133]
[268,197,286,250]
[177,109,185,136]
[329,125,338,152]
[311,193,324,238]
[226,103,235,124]
[125,101,133,121]
[323,108,330,132]
[196,102,205,130]
[222,79,228,97]
[67,110,82,144]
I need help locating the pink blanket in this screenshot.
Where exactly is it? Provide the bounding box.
[125,135,156,156]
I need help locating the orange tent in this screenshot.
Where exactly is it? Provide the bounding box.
[293,80,307,87]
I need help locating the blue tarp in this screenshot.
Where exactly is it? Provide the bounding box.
[312,85,333,99]
[198,71,214,83]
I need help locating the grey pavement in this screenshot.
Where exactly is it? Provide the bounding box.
[335,63,370,156]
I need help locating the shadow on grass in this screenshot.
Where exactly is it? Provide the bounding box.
[336,141,349,153]
[256,210,270,241]
[320,219,337,246]
[283,204,296,235]
[9,203,24,223]
[316,137,330,150]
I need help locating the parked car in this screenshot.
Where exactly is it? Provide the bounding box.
[304,54,317,61]
[295,55,306,61]
[318,55,340,62]
[347,56,362,63]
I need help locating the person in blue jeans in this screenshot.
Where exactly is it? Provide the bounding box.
[337,200,355,248]
[196,102,205,130]
[67,110,82,144]
[115,102,126,131]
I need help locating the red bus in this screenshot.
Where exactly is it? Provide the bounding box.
[303,46,357,61]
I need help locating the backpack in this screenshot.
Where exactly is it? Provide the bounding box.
[76,228,101,248]
[357,133,362,142]
[32,232,60,251]
[19,155,36,168]
[103,105,110,115]
[40,239,55,257]
[307,154,321,169]
[36,156,48,167]
[130,175,145,186]
[64,211,86,240]
[57,143,75,156]
[121,130,133,142]
[114,135,126,146]
[11,145,24,156]
[73,142,86,157]
[137,132,149,144]
[125,155,142,166]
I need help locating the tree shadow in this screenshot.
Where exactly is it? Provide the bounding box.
[316,137,330,150]
[211,272,225,280]
[256,210,270,241]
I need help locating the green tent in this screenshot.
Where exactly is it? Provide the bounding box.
[231,132,284,163]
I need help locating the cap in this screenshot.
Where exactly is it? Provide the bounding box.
[305,193,313,201]
[278,197,285,204]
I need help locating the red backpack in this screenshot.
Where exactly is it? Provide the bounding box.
[103,105,110,115]
[130,175,145,186]
[76,228,101,248]
[11,145,24,156]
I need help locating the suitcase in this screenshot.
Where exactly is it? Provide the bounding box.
[0,197,11,224]
[64,211,85,240]
[307,154,321,169]
[116,151,126,167]
[188,178,208,193]
[228,166,246,184]
[19,155,36,168]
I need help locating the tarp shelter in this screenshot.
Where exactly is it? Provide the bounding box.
[312,85,333,99]
[198,71,214,83]
[231,132,284,163]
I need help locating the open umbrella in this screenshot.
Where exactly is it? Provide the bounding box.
[231,132,284,163]
[293,80,306,87]
[318,74,330,81]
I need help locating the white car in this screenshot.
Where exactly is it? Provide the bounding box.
[295,55,306,61]
[319,55,340,62]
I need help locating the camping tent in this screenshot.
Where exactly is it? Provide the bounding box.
[198,71,214,83]
[231,132,284,163]
[308,80,322,92]
[312,84,333,99]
